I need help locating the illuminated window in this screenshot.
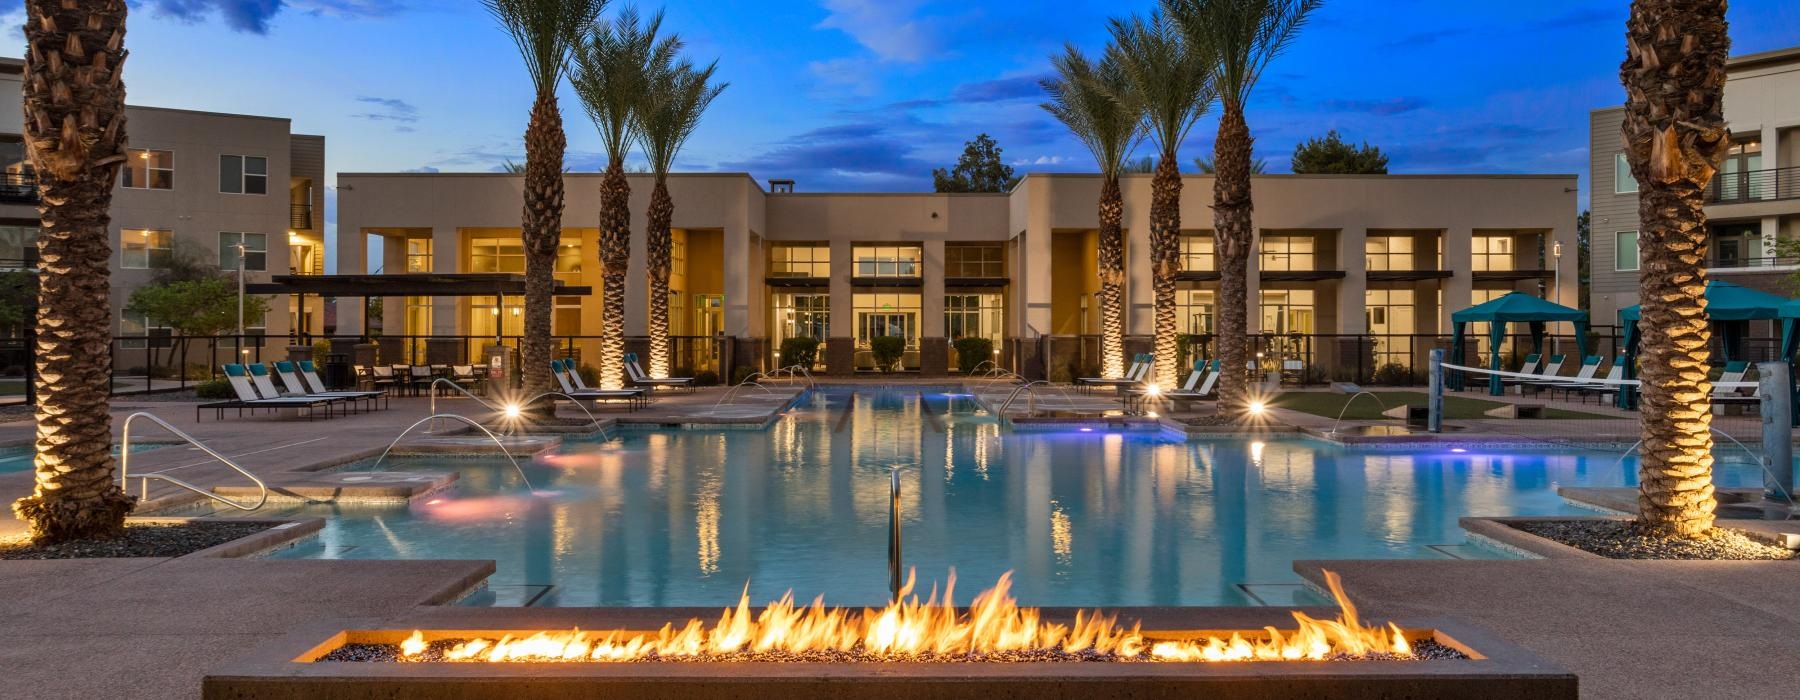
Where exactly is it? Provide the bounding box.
[945,243,1004,277]
[853,292,921,347]
[1259,234,1314,271]
[122,149,173,190]
[470,237,579,275]
[773,292,830,347]
[1177,289,1214,334]
[853,245,922,277]
[945,293,1003,341]
[1365,289,1416,366]
[1259,289,1314,334]
[1180,233,1215,272]
[1613,153,1637,194]
[769,244,829,277]
[121,228,172,269]
[1471,236,1514,272]
[1366,234,1432,271]
[406,238,433,273]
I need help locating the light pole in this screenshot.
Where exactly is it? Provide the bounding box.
[235,242,247,362]
[1551,240,1564,354]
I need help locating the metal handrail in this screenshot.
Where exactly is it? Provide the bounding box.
[515,391,609,439]
[120,412,268,511]
[997,380,1071,417]
[370,414,531,490]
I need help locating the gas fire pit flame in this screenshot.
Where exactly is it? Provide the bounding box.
[396,570,1408,663]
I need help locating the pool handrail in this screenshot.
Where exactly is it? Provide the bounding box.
[120,412,268,511]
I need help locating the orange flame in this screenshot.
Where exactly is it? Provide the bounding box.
[396,570,1408,663]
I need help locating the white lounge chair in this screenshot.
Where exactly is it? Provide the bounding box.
[198,364,334,421]
[550,359,648,410]
[624,352,694,392]
[277,361,386,412]
[1078,354,1152,393]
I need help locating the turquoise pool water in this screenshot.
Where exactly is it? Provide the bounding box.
[0,443,163,473]
[242,390,1766,608]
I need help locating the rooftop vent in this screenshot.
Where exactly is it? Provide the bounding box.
[769,178,795,193]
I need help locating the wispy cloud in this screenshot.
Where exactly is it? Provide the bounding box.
[137,0,402,34]
[815,0,938,63]
[351,95,418,132]
[1320,97,1428,116]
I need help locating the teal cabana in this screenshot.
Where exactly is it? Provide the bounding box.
[1449,292,1589,396]
[1619,280,1791,408]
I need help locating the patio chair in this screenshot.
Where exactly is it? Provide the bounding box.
[550,359,649,410]
[1509,354,1564,394]
[624,353,695,392]
[1127,360,1218,408]
[281,361,388,412]
[449,364,484,395]
[1711,361,1757,405]
[1532,355,1601,396]
[1570,356,1628,404]
[1077,354,1152,393]
[368,365,401,393]
[406,364,433,397]
[198,364,334,421]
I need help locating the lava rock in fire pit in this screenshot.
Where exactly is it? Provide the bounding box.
[318,639,1467,664]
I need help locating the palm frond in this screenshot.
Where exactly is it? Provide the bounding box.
[1040,44,1147,179]
[636,60,728,178]
[482,0,608,93]
[571,5,684,163]
[1104,11,1216,158]
[1165,0,1320,109]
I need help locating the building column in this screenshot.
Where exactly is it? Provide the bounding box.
[1336,228,1368,335]
[1245,222,1262,335]
[1764,124,1781,170]
[1124,179,1152,337]
[1761,216,1781,265]
[431,227,458,336]
[723,224,752,338]
[1442,227,1473,332]
[920,239,947,376]
[827,239,855,375]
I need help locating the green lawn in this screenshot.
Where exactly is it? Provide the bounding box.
[1270,391,1617,421]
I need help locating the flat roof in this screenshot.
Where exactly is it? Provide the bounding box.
[1729,44,1800,71]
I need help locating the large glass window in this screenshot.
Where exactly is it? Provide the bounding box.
[945,293,1003,342]
[121,228,172,269]
[0,136,28,179]
[219,154,267,195]
[1366,234,1432,271]
[853,245,922,277]
[1366,289,1417,366]
[218,232,267,271]
[1176,289,1214,335]
[406,238,433,273]
[769,244,829,277]
[945,243,1004,277]
[1613,153,1637,194]
[1718,139,1763,201]
[1614,231,1639,271]
[0,226,37,267]
[772,292,830,346]
[1470,236,1514,272]
[1259,289,1314,335]
[122,149,173,190]
[853,292,921,347]
[1259,234,1314,271]
[1180,233,1215,272]
[469,236,580,275]
[1709,222,1762,268]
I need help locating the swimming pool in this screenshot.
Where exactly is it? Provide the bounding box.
[0,442,164,473]
[232,389,1766,608]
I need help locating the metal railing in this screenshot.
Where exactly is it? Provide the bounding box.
[289,203,312,230]
[119,412,267,510]
[0,172,37,204]
[1706,166,1800,204]
[1706,255,1800,270]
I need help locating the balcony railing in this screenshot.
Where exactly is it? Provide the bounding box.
[289,203,313,230]
[0,172,38,204]
[1706,255,1800,270]
[1706,166,1800,204]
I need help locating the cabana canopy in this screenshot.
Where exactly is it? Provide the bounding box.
[1619,281,1793,410]
[1449,292,1589,395]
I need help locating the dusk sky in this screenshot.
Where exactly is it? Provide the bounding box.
[1,0,1797,263]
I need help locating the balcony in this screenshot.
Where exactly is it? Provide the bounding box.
[1705,166,1799,205]
[290,203,313,230]
[1706,255,1800,272]
[0,172,38,204]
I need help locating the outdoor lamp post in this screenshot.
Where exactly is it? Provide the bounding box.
[1552,240,1564,353]
[235,242,247,360]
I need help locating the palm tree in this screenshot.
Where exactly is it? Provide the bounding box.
[1041,45,1145,379]
[1170,0,1320,415]
[11,0,136,543]
[637,60,726,378]
[482,0,606,398]
[572,6,678,389]
[1106,13,1214,391]
[1620,0,1729,539]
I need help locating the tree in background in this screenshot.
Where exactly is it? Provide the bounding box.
[1042,45,1145,379]
[573,7,679,389]
[1170,0,1321,415]
[1108,12,1214,391]
[1195,155,1268,174]
[13,0,136,542]
[933,134,1020,193]
[637,59,727,378]
[1289,130,1388,174]
[481,0,606,398]
[1619,0,1729,539]
[0,271,31,338]
[1576,210,1591,311]
[1123,156,1156,174]
[125,277,269,371]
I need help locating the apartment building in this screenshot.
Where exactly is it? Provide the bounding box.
[0,57,326,364]
[1591,44,1800,331]
[335,170,1576,379]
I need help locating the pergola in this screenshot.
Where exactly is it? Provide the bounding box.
[1448,292,1589,396]
[246,273,594,338]
[1617,280,1791,409]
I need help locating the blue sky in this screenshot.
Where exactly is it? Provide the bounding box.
[1,0,1797,249]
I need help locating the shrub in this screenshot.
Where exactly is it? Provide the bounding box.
[731,365,758,385]
[778,336,820,369]
[952,337,993,374]
[693,370,719,387]
[1371,362,1415,386]
[312,339,331,364]
[577,363,601,388]
[870,336,905,372]
[193,378,234,399]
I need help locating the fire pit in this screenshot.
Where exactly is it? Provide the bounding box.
[205,571,1575,699]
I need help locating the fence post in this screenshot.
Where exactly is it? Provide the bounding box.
[1757,361,1793,502]
[1428,348,1445,434]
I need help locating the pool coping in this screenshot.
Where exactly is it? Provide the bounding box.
[1459,515,1800,559]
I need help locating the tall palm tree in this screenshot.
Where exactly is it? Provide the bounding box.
[11,0,136,543]
[482,0,606,398]
[1620,0,1729,539]
[636,60,726,379]
[1107,13,1213,391]
[1170,0,1319,415]
[1041,45,1145,379]
[572,6,678,389]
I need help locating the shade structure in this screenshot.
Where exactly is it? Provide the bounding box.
[1448,292,1588,395]
[1619,280,1792,409]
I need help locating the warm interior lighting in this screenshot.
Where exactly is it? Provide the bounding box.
[387,570,1409,663]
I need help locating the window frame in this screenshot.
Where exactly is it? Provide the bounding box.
[219,154,268,195]
[1614,231,1640,272]
[769,244,830,278]
[121,228,173,269]
[121,148,174,190]
[944,243,1005,278]
[218,232,268,271]
[119,310,173,350]
[851,244,923,278]
[1613,153,1638,195]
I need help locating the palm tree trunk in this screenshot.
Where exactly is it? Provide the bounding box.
[645,180,673,378]
[1097,176,1126,378]
[12,0,136,543]
[1622,0,1729,539]
[598,159,632,390]
[1213,105,1255,416]
[1149,154,1182,391]
[519,91,565,398]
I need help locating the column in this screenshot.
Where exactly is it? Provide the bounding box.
[1336,228,1368,335]
[920,239,948,376]
[722,223,752,337]
[1441,227,1473,332]
[431,227,458,335]
[827,239,855,375]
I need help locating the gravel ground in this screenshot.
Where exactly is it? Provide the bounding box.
[0,521,273,559]
[1181,414,1234,427]
[1514,520,1798,560]
[320,639,1465,663]
[0,404,34,422]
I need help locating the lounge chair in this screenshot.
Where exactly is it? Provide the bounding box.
[1078,354,1152,393]
[1531,355,1601,395]
[1569,356,1628,404]
[624,352,694,392]
[1510,354,1564,394]
[1127,360,1219,408]
[550,359,649,409]
[1711,361,1757,405]
[198,364,334,421]
[278,361,387,412]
